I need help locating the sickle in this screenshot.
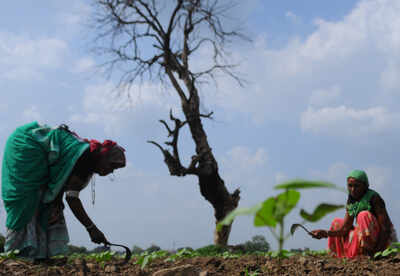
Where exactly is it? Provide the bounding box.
[290,223,313,236]
[105,242,132,265]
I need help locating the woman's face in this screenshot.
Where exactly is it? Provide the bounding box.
[347,177,367,200]
[94,155,120,176]
[93,146,126,176]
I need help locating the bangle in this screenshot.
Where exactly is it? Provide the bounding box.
[86,223,95,230]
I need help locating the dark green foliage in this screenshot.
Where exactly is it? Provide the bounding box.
[67,244,88,255]
[90,245,110,254]
[275,179,345,192]
[131,245,144,255]
[241,235,270,253]
[176,247,194,252]
[195,245,227,256]
[300,203,344,222]
[146,244,161,253]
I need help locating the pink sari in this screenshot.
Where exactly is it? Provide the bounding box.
[328,211,380,258]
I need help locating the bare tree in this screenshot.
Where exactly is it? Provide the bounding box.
[91,0,245,245]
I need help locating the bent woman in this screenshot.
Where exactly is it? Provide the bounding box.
[1,122,126,260]
[310,170,397,258]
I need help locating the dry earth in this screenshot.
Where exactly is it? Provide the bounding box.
[1,254,400,275]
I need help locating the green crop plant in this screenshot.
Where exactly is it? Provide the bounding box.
[0,250,19,259]
[135,250,169,270]
[374,242,400,259]
[87,250,116,262]
[243,267,260,276]
[165,248,200,262]
[217,180,345,254]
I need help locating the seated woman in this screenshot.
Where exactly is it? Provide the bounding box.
[311,170,397,258]
[2,122,126,261]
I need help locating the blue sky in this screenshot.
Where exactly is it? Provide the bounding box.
[1,0,400,251]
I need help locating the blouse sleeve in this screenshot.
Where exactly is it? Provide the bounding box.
[64,149,94,198]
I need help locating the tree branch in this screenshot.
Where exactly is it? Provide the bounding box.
[148,110,201,176]
[200,111,214,119]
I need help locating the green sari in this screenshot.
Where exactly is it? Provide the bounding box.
[2,122,89,258]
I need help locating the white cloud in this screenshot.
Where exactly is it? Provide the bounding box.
[218,145,274,204]
[364,166,392,191]
[219,146,268,187]
[380,60,400,91]
[0,32,67,80]
[72,57,95,73]
[69,81,179,135]
[57,1,91,27]
[285,11,301,24]
[310,162,350,185]
[222,146,267,169]
[309,85,341,107]
[308,162,393,193]
[300,105,400,137]
[203,0,400,130]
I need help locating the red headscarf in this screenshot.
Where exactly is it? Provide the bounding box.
[85,139,120,154]
[84,139,126,168]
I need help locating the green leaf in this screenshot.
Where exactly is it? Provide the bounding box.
[275,179,345,192]
[141,255,150,270]
[254,197,277,227]
[274,190,300,222]
[382,248,396,257]
[270,251,279,258]
[374,251,382,258]
[279,249,295,258]
[217,203,262,231]
[300,203,344,222]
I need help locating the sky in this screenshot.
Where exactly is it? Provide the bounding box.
[1,0,400,252]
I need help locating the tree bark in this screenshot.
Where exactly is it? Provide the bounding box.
[181,85,240,246]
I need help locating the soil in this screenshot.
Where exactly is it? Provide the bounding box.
[1,254,400,275]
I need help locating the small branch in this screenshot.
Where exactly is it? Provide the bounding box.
[159,119,173,136]
[148,140,185,176]
[149,110,199,176]
[147,140,165,153]
[200,111,214,119]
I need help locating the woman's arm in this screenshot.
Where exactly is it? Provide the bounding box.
[65,175,108,244]
[371,194,392,252]
[311,212,354,239]
[327,212,354,237]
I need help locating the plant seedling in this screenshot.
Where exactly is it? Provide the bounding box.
[217,179,344,254]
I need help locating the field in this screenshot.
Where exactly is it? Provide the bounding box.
[1,248,400,276]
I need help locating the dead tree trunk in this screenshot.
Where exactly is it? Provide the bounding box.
[182,88,240,245]
[149,67,240,245]
[92,0,245,246]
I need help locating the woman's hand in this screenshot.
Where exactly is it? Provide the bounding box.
[310,229,328,239]
[87,225,108,244]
